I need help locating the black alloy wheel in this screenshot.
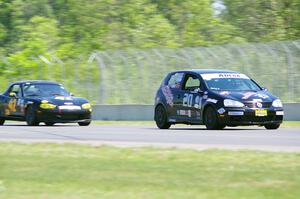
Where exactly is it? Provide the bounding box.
[155,105,171,129]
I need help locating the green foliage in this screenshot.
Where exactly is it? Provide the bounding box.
[0,0,299,102]
[221,0,300,42]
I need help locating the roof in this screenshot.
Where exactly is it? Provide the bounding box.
[12,80,60,85]
[173,69,238,74]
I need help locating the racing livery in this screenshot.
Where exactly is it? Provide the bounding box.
[0,80,92,126]
[154,69,284,130]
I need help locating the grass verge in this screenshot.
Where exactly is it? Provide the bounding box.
[0,143,300,199]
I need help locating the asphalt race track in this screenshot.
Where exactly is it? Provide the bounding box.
[0,123,300,152]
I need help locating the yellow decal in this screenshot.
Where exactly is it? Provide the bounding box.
[5,99,17,115]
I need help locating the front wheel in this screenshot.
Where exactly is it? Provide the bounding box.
[78,121,91,126]
[26,106,39,126]
[154,105,171,129]
[264,123,280,130]
[204,106,225,130]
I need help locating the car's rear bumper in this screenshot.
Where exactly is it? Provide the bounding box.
[217,107,284,126]
[36,109,92,123]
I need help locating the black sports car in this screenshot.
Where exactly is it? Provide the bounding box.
[0,80,92,126]
[154,69,284,130]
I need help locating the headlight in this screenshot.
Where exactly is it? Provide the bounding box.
[224,99,244,107]
[272,99,283,108]
[40,103,56,109]
[82,103,91,109]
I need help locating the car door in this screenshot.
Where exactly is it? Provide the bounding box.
[179,73,204,121]
[3,84,24,117]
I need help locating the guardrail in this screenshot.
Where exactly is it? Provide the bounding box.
[92,103,300,121]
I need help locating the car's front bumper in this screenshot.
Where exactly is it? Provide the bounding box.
[217,107,284,126]
[36,109,92,123]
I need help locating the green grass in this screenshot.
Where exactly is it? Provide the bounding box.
[93,120,300,128]
[0,143,300,199]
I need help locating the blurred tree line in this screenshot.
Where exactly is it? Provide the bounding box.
[0,0,299,95]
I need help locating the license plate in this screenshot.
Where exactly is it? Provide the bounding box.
[255,109,267,117]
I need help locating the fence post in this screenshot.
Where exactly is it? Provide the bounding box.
[280,42,295,102]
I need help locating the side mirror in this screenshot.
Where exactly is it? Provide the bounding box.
[193,88,203,93]
[261,87,268,91]
[9,92,17,98]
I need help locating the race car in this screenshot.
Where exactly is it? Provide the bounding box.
[0,80,92,126]
[154,69,284,130]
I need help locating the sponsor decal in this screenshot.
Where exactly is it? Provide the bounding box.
[217,108,226,114]
[276,111,284,116]
[242,92,270,100]
[183,93,193,107]
[219,91,230,96]
[194,96,202,109]
[54,96,72,100]
[206,98,218,103]
[201,73,250,80]
[183,93,202,109]
[177,110,191,117]
[58,105,81,110]
[256,102,263,108]
[257,93,269,99]
[228,111,244,116]
[242,92,256,100]
[5,99,17,115]
[161,85,174,107]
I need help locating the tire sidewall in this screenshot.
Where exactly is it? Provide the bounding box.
[204,106,223,130]
[155,105,170,129]
[26,106,39,126]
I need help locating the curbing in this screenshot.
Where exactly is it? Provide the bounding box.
[92,103,300,121]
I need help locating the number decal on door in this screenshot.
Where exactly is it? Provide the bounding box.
[183,93,193,107]
[183,93,202,109]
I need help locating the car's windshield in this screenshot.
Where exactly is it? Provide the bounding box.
[23,84,70,97]
[201,73,261,91]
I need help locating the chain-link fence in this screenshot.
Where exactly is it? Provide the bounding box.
[1,40,300,104]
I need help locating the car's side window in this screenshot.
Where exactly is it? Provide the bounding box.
[167,73,184,89]
[9,85,22,97]
[183,74,201,91]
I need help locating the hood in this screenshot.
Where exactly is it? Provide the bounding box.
[214,90,277,102]
[33,96,89,105]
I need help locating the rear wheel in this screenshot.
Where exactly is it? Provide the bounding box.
[204,106,225,130]
[0,118,5,126]
[26,106,39,126]
[264,123,280,130]
[78,121,91,126]
[154,105,171,129]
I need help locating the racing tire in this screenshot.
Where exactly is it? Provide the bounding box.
[26,106,39,126]
[78,121,91,126]
[154,105,171,129]
[204,106,225,130]
[45,122,55,126]
[264,123,280,130]
[0,118,5,126]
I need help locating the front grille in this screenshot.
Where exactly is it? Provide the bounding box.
[57,114,88,120]
[244,102,272,108]
[229,115,283,122]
